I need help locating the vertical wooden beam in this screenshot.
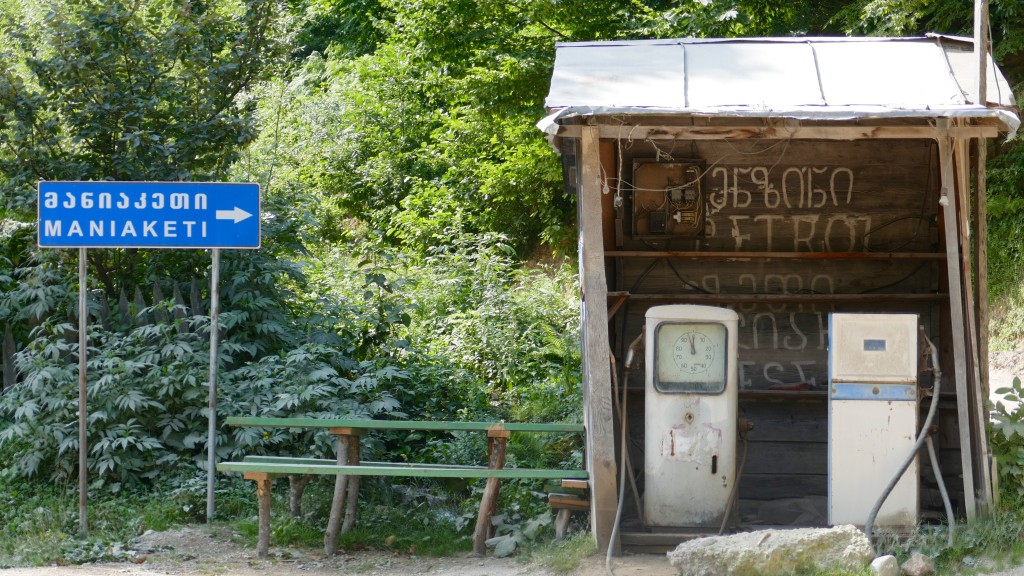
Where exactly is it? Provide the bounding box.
[324,434,351,555]
[974,138,990,409]
[288,475,311,518]
[937,127,977,520]
[244,472,273,559]
[955,135,994,510]
[342,438,361,533]
[472,428,510,556]
[579,125,618,554]
[600,140,617,252]
[976,139,995,505]
[975,0,989,105]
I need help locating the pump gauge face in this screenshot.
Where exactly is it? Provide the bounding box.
[654,322,728,393]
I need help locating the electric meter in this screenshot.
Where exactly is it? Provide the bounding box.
[631,161,705,238]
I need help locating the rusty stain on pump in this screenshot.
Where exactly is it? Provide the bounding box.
[660,421,722,464]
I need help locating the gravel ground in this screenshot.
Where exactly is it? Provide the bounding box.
[0,525,676,576]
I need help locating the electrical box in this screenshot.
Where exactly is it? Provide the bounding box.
[828,313,919,528]
[632,162,705,238]
[645,305,738,528]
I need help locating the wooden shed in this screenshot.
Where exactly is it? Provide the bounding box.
[538,35,1020,552]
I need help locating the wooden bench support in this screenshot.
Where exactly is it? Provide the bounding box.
[549,479,590,540]
[472,428,510,556]
[342,439,360,534]
[218,418,587,559]
[323,435,350,555]
[288,475,311,518]
[555,508,572,539]
[244,472,274,559]
[324,427,365,556]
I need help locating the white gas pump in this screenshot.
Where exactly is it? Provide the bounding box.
[828,313,920,527]
[644,305,739,528]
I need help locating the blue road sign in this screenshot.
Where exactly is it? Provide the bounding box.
[38,181,260,249]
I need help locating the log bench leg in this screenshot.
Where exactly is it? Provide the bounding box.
[323,435,351,556]
[342,439,361,534]
[244,472,274,559]
[288,475,311,518]
[472,429,510,556]
[554,508,572,540]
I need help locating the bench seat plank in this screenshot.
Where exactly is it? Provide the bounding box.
[218,461,587,479]
[243,456,487,470]
[224,416,583,433]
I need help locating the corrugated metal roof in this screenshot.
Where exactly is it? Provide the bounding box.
[543,35,1019,134]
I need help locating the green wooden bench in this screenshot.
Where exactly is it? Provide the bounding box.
[216,417,587,558]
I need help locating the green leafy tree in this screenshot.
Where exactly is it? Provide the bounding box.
[0,0,290,307]
[0,0,364,486]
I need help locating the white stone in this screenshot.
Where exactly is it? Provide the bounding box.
[871,555,899,576]
[666,525,875,576]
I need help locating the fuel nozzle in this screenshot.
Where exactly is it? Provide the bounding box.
[624,325,645,371]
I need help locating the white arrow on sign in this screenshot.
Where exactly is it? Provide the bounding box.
[215,207,253,223]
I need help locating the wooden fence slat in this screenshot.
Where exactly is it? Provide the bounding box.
[117,289,131,327]
[2,324,14,391]
[191,278,206,316]
[172,283,188,321]
[133,287,148,326]
[152,284,168,323]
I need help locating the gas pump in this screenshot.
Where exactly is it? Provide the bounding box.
[644,305,739,528]
[828,313,920,527]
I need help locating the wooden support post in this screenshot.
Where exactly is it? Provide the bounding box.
[975,141,991,398]
[955,135,994,510]
[341,437,361,533]
[245,472,273,559]
[288,475,311,518]
[472,428,510,556]
[974,0,991,404]
[554,509,572,540]
[323,434,351,555]
[975,136,995,501]
[579,125,618,554]
[937,127,977,520]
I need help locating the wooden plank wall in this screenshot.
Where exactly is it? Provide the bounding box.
[614,139,940,389]
[602,136,966,525]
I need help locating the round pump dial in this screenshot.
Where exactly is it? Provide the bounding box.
[654,322,728,393]
[672,329,718,374]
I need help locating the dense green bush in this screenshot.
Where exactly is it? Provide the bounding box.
[991,376,1024,498]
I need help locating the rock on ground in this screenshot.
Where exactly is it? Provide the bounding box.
[870,555,899,576]
[666,525,874,576]
[901,552,936,576]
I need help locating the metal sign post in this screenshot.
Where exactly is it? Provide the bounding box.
[37,181,260,531]
[206,248,220,521]
[78,247,88,537]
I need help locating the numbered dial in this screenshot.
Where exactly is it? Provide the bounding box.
[672,330,716,374]
[654,321,728,392]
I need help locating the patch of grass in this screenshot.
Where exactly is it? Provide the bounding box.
[0,472,257,567]
[870,493,1024,574]
[229,476,476,556]
[989,283,1024,351]
[529,531,597,574]
[335,479,473,556]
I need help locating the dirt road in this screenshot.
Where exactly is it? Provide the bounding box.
[0,526,676,576]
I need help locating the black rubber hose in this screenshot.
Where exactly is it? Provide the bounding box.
[864,330,941,550]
